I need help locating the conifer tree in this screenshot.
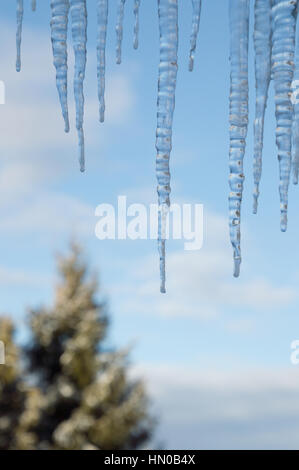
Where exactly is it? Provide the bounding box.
[26,243,153,450]
[0,318,40,450]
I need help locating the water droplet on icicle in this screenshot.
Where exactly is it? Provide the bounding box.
[189,0,201,71]
[272,0,297,232]
[50,0,70,133]
[228,0,250,277]
[156,0,178,293]
[16,0,24,72]
[97,0,108,123]
[31,0,36,11]
[70,0,87,172]
[253,0,271,214]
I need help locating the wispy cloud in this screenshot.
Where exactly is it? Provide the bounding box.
[109,211,296,318]
[134,363,299,450]
[0,192,94,236]
[0,266,51,287]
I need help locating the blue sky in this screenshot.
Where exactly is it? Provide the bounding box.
[0,0,299,449]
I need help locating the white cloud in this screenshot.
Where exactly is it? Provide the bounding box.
[134,363,299,449]
[0,192,94,236]
[0,266,51,287]
[110,211,296,318]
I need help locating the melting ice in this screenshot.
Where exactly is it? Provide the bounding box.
[189,0,201,71]
[70,0,87,172]
[228,0,249,277]
[116,0,126,64]
[253,0,271,214]
[156,0,178,293]
[13,0,299,291]
[97,0,108,123]
[50,0,70,133]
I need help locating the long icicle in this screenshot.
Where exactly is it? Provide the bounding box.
[97,0,108,123]
[70,0,87,172]
[50,0,70,133]
[272,0,297,231]
[189,0,202,72]
[228,0,249,278]
[253,0,272,214]
[133,0,141,50]
[292,8,299,184]
[31,0,36,11]
[156,0,178,293]
[16,0,24,72]
[116,0,126,64]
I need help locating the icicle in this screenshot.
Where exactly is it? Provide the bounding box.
[50,0,70,133]
[116,0,126,64]
[188,0,201,72]
[31,0,36,11]
[16,0,24,72]
[97,0,108,123]
[228,0,249,278]
[292,8,299,184]
[133,0,141,50]
[70,0,87,172]
[253,0,272,214]
[156,0,178,293]
[272,0,297,231]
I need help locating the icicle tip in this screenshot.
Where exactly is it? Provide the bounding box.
[253,184,259,214]
[158,238,166,294]
[160,283,166,294]
[188,57,194,72]
[79,157,85,173]
[233,257,241,278]
[280,212,287,233]
[64,117,70,133]
[78,128,85,173]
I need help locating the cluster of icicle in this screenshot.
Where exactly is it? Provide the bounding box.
[229,0,299,279]
[15,0,201,293]
[15,0,299,292]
